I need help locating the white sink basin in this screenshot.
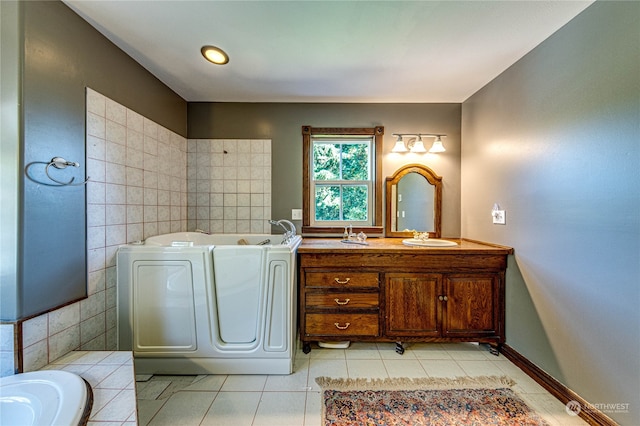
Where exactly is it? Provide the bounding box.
[0,370,90,426]
[402,238,458,247]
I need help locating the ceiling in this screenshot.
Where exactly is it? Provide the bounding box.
[63,1,594,103]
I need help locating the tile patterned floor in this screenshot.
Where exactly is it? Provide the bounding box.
[135,342,588,426]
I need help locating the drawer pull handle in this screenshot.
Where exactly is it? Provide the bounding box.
[334,278,351,284]
[334,322,351,330]
[334,298,350,305]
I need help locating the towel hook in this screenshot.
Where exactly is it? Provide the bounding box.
[44,157,91,186]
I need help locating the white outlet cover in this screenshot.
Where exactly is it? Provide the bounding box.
[493,210,506,225]
[291,209,303,220]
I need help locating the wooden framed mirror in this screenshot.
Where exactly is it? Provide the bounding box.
[385,164,442,238]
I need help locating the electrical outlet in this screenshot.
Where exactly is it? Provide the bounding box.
[291,209,302,220]
[492,210,506,225]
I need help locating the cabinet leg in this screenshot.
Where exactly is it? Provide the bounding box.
[395,342,405,355]
[487,344,500,357]
[302,342,311,354]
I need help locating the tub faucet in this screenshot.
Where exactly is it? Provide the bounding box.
[269,219,296,243]
[195,228,210,234]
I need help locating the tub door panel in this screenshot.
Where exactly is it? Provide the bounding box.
[133,260,197,352]
[213,247,264,344]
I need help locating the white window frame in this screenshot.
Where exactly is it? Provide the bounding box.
[310,137,374,227]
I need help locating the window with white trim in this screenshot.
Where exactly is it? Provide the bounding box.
[311,137,372,226]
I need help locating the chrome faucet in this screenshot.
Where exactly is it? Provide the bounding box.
[194,228,210,234]
[343,224,356,240]
[268,219,296,243]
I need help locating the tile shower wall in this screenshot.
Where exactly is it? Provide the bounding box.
[187,139,272,234]
[16,91,274,373]
[20,89,188,371]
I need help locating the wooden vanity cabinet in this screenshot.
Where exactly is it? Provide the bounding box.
[298,239,513,354]
[385,274,441,337]
[301,270,381,342]
[442,274,501,339]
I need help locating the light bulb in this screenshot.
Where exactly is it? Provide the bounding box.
[201,45,229,65]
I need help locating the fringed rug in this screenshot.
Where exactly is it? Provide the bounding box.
[316,375,550,426]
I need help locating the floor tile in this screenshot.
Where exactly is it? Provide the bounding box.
[344,342,382,360]
[418,359,466,377]
[308,359,348,391]
[136,399,167,426]
[456,360,506,377]
[155,376,198,399]
[410,343,453,360]
[304,391,322,426]
[347,359,388,379]
[253,391,306,426]
[148,391,216,426]
[220,374,267,392]
[200,391,261,426]
[184,375,227,391]
[383,359,428,378]
[442,342,491,360]
[308,346,346,360]
[136,380,171,400]
[264,358,310,391]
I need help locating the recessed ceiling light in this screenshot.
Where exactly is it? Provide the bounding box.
[201,45,229,65]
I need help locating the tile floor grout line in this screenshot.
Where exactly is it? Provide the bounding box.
[197,392,218,426]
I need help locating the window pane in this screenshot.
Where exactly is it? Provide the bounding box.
[343,185,368,221]
[313,143,340,181]
[315,185,341,221]
[341,143,370,181]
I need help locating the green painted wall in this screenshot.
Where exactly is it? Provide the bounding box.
[461,2,640,423]
[188,102,462,236]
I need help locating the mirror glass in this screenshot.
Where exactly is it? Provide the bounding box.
[385,164,442,238]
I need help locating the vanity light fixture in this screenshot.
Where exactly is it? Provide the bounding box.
[201,45,229,65]
[391,133,446,153]
[392,135,409,153]
[411,135,427,153]
[429,135,446,153]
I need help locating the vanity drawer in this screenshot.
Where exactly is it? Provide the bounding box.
[305,272,379,288]
[305,313,379,336]
[306,292,379,309]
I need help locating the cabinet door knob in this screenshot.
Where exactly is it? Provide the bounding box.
[334,298,351,305]
[334,322,351,330]
[438,295,444,301]
[334,277,351,284]
[443,296,448,301]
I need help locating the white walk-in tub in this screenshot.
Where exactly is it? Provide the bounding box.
[116,232,302,375]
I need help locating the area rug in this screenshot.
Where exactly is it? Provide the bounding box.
[316,375,550,426]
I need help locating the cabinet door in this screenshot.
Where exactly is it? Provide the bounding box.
[385,274,441,337]
[443,274,499,337]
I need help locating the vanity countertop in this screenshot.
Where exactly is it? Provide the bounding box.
[298,237,513,255]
